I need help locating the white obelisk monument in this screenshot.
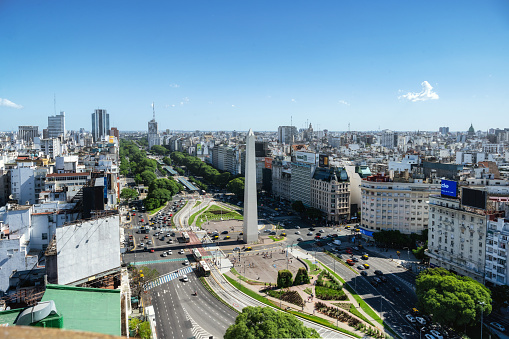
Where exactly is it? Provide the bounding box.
[243,129,258,243]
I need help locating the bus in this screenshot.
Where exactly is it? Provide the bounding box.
[198,260,211,277]
[182,232,190,243]
[192,249,202,261]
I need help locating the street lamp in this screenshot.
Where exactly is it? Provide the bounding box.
[479,301,485,339]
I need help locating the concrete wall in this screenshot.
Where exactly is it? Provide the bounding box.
[56,215,120,285]
[0,238,38,293]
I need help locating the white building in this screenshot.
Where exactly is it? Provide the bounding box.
[485,215,509,286]
[278,126,298,145]
[10,165,47,205]
[310,167,350,223]
[40,138,61,158]
[360,174,440,234]
[48,111,65,139]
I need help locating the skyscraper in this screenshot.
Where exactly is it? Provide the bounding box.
[18,126,39,143]
[48,111,66,139]
[148,103,160,149]
[91,109,110,142]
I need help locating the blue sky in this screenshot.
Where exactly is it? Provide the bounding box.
[1,1,508,132]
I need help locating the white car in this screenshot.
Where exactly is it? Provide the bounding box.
[406,314,416,323]
[416,317,426,325]
[307,232,313,236]
[184,260,190,265]
[429,330,443,339]
[182,275,189,282]
[167,250,172,255]
[166,233,170,237]
[179,249,185,255]
[490,322,506,332]
[161,252,167,257]
[320,229,325,233]
[297,237,303,241]
[295,226,300,229]
[295,231,301,235]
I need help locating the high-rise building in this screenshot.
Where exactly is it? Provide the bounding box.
[48,111,66,139]
[91,109,110,142]
[18,126,39,143]
[148,103,160,149]
[381,129,397,149]
[278,126,298,145]
[439,127,449,135]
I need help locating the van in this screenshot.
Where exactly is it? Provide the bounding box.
[363,263,370,269]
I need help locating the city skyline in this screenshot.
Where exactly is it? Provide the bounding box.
[1,1,508,132]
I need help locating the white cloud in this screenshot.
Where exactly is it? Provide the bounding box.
[399,81,439,102]
[232,104,235,107]
[169,83,180,88]
[338,100,350,106]
[0,98,23,109]
[291,98,296,102]
[179,97,190,106]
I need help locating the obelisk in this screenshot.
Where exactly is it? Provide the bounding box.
[243,129,258,243]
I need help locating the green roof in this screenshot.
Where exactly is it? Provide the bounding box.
[41,284,121,336]
[0,308,25,326]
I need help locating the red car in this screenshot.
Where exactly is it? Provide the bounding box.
[140,219,144,222]
[345,249,353,254]
[132,213,136,216]
[150,248,154,253]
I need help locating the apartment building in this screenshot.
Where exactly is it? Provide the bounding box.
[271,158,292,201]
[427,194,488,282]
[310,166,350,223]
[485,214,509,286]
[360,173,440,234]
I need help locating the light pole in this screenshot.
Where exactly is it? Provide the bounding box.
[479,301,485,339]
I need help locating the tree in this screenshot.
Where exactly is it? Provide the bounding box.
[277,270,293,288]
[224,306,320,339]
[416,268,492,329]
[120,188,138,203]
[151,145,168,156]
[412,241,428,261]
[305,207,323,220]
[291,201,305,213]
[162,156,171,166]
[293,267,310,285]
[227,177,245,198]
[140,170,157,186]
[216,172,231,188]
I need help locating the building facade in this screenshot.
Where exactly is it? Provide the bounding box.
[48,111,66,139]
[91,109,110,142]
[360,174,440,234]
[278,126,298,145]
[18,126,39,144]
[485,217,509,286]
[310,167,350,223]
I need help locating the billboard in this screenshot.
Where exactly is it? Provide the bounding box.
[196,144,202,152]
[461,187,487,210]
[109,136,115,144]
[319,154,329,167]
[441,179,458,197]
[264,157,273,169]
[295,151,317,164]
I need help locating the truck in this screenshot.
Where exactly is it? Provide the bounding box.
[346,259,355,266]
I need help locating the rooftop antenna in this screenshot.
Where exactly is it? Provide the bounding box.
[152,102,155,120]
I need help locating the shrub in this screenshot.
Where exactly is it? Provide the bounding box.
[315,285,348,301]
[294,267,310,285]
[277,270,293,288]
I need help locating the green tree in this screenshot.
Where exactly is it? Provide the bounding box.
[151,145,168,155]
[412,241,428,261]
[141,170,157,186]
[291,201,305,213]
[416,268,492,329]
[305,207,323,220]
[277,269,293,288]
[227,177,245,198]
[293,267,310,286]
[216,172,231,188]
[224,306,319,339]
[162,156,172,166]
[120,188,138,203]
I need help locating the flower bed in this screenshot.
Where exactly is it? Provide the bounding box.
[315,285,348,301]
[267,289,304,307]
[315,301,361,328]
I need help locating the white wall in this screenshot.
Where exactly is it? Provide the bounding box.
[56,215,120,285]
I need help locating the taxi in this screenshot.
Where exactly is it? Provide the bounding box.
[362,254,369,260]
[363,263,370,269]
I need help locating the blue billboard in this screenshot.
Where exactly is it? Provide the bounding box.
[441,179,457,197]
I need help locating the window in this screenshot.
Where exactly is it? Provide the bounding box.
[42,233,48,240]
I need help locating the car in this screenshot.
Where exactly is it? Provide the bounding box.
[370,279,378,286]
[394,286,401,293]
[139,242,144,247]
[362,254,369,260]
[179,249,185,254]
[353,246,359,250]
[429,330,443,339]
[374,270,383,275]
[269,231,276,235]
[406,315,416,323]
[245,247,252,251]
[166,233,170,237]
[167,250,172,255]
[490,322,506,332]
[144,235,149,239]
[319,229,325,233]
[161,252,167,257]
[307,232,313,236]
[352,257,359,262]
[295,226,300,229]
[379,276,387,282]
[132,213,136,216]
[221,231,228,234]
[345,249,352,254]
[309,228,315,231]
[167,239,173,244]
[171,232,176,237]
[224,236,230,239]
[182,275,189,282]
[415,317,426,325]
[357,265,364,270]
[360,271,368,276]
[295,231,301,235]
[184,260,189,265]
[373,277,381,283]
[424,334,435,339]
[363,263,370,269]
[140,219,144,222]
[147,240,152,245]
[297,237,304,241]
[150,248,154,253]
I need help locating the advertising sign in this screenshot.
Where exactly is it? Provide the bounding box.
[295,151,317,164]
[109,136,115,144]
[319,154,329,167]
[441,179,457,198]
[264,157,273,169]
[196,144,202,152]
[461,188,487,210]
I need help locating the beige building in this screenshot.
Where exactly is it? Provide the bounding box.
[360,173,440,234]
[427,195,487,282]
[310,167,350,223]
